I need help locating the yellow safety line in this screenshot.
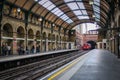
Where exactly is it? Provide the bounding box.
[48,54,87,80]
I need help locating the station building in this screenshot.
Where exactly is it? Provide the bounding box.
[0,0,120,58]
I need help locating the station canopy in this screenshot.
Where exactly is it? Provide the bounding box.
[6,0,110,30]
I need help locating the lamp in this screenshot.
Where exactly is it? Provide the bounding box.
[38,18,42,21]
[52,24,55,27]
[92,15,95,18]
[89,0,94,5]
[17,8,21,12]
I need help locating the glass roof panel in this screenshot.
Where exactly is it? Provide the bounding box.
[38,0,56,11]
[77,2,85,9]
[65,0,75,3]
[66,18,74,23]
[43,1,52,7]
[66,19,72,23]
[78,16,89,19]
[93,0,100,21]
[94,8,100,12]
[73,11,82,15]
[60,15,73,23]
[95,13,99,18]
[51,7,59,13]
[37,0,73,23]
[94,1,99,6]
[38,0,48,5]
[95,18,100,21]
[42,1,56,10]
[47,4,55,10]
[93,5,99,11]
[60,14,69,20]
[51,8,63,16]
[67,3,79,10]
[81,10,88,15]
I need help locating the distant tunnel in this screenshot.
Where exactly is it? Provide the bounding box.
[87,40,96,49]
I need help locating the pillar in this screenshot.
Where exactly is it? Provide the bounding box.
[34,36,36,53]
[40,39,42,52]
[55,40,56,50]
[46,38,48,51]
[13,32,17,54]
[25,25,28,51]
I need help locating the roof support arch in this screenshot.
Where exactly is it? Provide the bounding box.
[42,0,109,20]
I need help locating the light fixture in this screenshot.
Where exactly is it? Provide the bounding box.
[89,0,94,5]
[52,24,55,26]
[38,18,42,21]
[17,8,21,12]
[92,15,95,18]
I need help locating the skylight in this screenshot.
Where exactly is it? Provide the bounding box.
[35,0,73,23]
[73,11,82,15]
[67,3,79,10]
[64,0,89,20]
[93,0,100,21]
[78,16,89,20]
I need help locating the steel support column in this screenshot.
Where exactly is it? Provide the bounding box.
[24,12,28,51]
[0,0,4,55]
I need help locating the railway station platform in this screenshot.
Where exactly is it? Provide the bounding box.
[0,49,79,71]
[39,49,120,80]
[0,49,77,63]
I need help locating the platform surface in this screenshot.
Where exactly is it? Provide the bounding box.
[0,49,77,62]
[70,49,120,80]
[40,49,120,80]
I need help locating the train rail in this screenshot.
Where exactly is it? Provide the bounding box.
[0,50,89,80]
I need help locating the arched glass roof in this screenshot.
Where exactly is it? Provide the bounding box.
[6,0,110,30]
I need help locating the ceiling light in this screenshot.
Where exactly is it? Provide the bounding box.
[89,0,94,5]
[92,15,95,18]
[38,18,42,21]
[52,24,55,26]
[17,8,21,12]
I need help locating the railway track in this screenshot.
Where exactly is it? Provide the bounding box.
[0,50,89,80]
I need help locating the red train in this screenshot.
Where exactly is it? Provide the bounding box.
[82,43,91,50]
